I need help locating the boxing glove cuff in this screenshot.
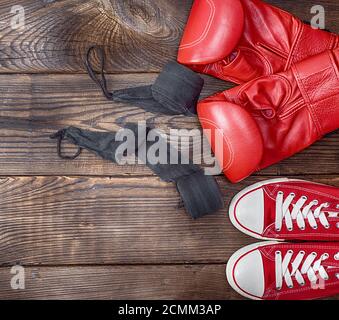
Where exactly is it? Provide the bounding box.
[292,47,339,135]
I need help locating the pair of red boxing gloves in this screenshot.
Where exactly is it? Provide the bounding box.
[178,0,339,183]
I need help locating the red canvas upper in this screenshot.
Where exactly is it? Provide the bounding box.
[231,180,339,241]
[228,242,339,300]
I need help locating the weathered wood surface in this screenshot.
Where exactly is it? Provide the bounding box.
[0,0,337,73]
[0,175,337,266]
[0,265,338,300]
[0,265,241,300]
[0,0,338,300]
[0,73,227,131]
[0,125,338,176]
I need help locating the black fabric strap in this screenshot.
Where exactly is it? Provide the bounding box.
[151,61,204,115]
[84,46,204,115]
[176,171,224,219]
[85,46,113,100]
[50,129,83,160]
[50,126,224,218]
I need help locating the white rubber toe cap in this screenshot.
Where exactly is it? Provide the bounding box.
[230,187,265,235]
[226,242,272,299]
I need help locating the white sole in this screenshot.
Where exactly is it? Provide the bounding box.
[226,241,281,300]
[228,178,306,241]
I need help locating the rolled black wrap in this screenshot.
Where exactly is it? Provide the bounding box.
[50,125,223,219]
[149,61,204,115]
[85,46,204,115]
[176,171,224,219]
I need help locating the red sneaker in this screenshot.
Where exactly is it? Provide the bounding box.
[226,242,339,300]
[229,178,339,241]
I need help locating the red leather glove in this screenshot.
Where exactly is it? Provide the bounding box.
[178,0,338,84]
[198,48,339,183]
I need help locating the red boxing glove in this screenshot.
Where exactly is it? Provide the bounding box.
[178,0,338,84]
[198,48,339,183]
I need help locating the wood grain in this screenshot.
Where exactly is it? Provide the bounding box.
[0,0,338,301]
[0,0,337,73]
[0,265,241,300]
[0,73,228,126]
[0,0,192,73]
[0,265,338,300]
[0,125,337,176]
[0,175,338,266]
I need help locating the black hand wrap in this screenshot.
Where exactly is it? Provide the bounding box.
[50,125,223,219]
[85,46,204,115]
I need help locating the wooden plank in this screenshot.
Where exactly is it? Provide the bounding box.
[0,73,228,126]
[0,73,338,176]
[0,0,337,73]
[0,265,241,300]
[0,265,337,300]
[0,0,192,73]
[0,175,337,266]
[0,124,337,176]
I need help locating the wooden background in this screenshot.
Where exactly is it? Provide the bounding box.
[0,0,338,299]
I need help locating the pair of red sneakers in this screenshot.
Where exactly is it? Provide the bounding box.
[226,178,339,300]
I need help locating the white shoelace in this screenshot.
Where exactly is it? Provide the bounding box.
[275,191,338,232]
[275,250,336,290]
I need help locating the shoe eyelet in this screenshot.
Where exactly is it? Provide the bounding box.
[336,223,339,229]
[334,253,339,260]
[288,227,293,231]
[336,274,339,280]
[300,226,305,231]
[324,202,330,208]
[312,225,318,230]
[276,286,282,291]
[276,251,281,256]
[300,250,306,255]
[278,191,284,195]
[323,253,329,259]
[325,224,330,229]
[276,228,281,232]
[302,196,308,200]
[288,250,293,254]
[313,200,319,205]
[312,252,317,257]
[290,192,296,197]
[288,285,293,289]
[300,282,305,286]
